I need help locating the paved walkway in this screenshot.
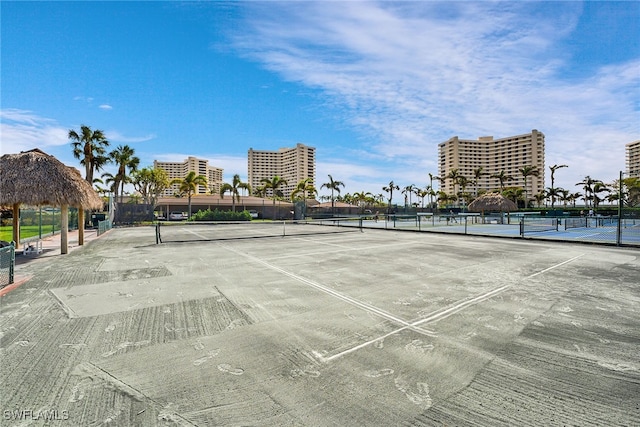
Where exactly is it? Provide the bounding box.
[3,228,103,296]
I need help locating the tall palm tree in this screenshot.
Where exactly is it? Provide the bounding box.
[261,176,288,219]
[171,171,207,219]
[519,165,540,208]
[321,174,345,214]
[69,125,111,184]
[291,178,317,217]
[110,145,140,204]
[220,174,251,212]
[491,170,513,192]
[382,180,399,213]
[428,173,439,211]
[549,164,568,208]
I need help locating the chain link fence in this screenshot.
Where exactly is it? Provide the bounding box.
[335,208,640,247]
[0,242,15,287]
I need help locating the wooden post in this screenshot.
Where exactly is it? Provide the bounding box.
[61,205,69,254]
[78,208,85,246]
[12,204,20,244]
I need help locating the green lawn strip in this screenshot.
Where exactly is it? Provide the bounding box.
[0,226,59,242]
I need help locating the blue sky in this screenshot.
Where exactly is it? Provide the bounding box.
[2,1,639,198]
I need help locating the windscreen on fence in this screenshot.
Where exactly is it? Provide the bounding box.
[156,217,363,243]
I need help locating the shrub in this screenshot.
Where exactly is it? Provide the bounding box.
[190,209,251,221]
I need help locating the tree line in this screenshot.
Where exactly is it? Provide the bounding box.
[69,125,640,219]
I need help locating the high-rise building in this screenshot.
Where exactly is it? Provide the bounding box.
[248,143,316,199]
[438,130,545,199]
[626,140,640,178]
[153,157,223,197]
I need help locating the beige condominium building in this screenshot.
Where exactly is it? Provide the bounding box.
[248,143,316,199]
[153,156,223,197]
[438,129,545,199]
[626,140,640,178]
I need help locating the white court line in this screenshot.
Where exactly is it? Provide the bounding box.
[222,244,436,337]
[320,253,585,362]
[274,239,423,260]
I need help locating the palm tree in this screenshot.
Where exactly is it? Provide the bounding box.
[576,176,597,209]
[534,190,547,208]
[416,188,429,209]
[546,187,564,209]
[402,184,416,209]
[428,173,439,211]
[382,180,399,214]
[491,170,513,192]
[457,176,470,211]
[69,125,111,184]
[446,169,462,207]
[253,185,267,198]
[569,192,582,208]
[220,174,251,212]
[519,165,540,208]
[291,178,317,217]
[559,189,570,207]
[549,164,568,208]
[321,174,345,214]
[110,145,140,204]
[261,175,288,219]
[472,167,487,198]
[171,171,207,219]
[592,181,609,210]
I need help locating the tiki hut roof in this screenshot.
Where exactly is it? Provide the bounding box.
[0,149,103,209]
[468,192,518,213]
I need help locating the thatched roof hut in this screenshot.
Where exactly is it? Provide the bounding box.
[0,149,103,253]
[468,192,518,213]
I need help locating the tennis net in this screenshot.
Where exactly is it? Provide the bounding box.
[155,217,363,243]
[520,218,559,236]
[564,217,587,230]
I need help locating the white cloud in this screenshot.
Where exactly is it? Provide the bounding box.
[99,104,113,110]
[232,1,639,193]
[106,130,156,143]
[0,109,69,154]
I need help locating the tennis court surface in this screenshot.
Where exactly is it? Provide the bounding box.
[2,225,639,425]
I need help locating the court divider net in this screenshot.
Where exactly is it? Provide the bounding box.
[155,217,363,243]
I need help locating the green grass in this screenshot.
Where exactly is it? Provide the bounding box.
[0,225,58,242]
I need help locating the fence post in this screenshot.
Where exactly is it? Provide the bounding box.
[617,170,623,246]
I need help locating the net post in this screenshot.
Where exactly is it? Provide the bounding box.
[155,223,160,244]
[282,220,286,237]
[519,219,524,237]
[359,217,363,232]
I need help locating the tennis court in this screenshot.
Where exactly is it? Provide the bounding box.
[1,225,638,425]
